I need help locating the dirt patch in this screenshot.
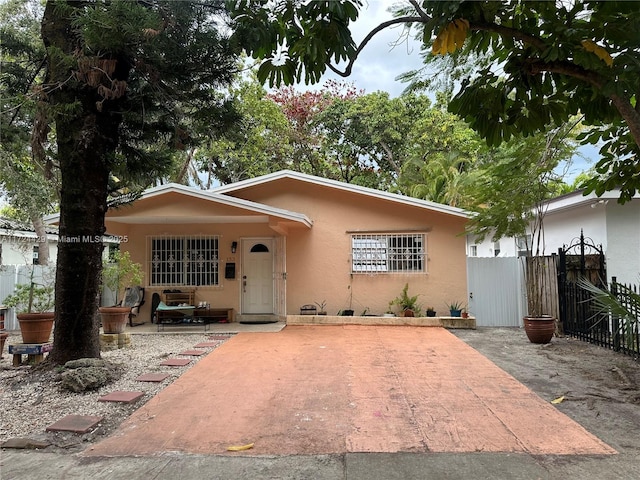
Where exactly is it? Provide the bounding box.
[452,327,640,454]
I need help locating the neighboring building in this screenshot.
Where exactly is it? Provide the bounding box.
[0,217,59,265]
[467,189,640,284]
[102,170,471,322]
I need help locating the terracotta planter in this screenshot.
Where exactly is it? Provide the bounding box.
[99,306,131,334]
[403,309,415,317]
[17,312,55,344]
[523,316,556,344]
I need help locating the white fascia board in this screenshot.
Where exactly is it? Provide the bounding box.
[542,189,638,215]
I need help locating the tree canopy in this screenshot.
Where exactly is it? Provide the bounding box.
[228,0,640,202]
[14,0,241,364]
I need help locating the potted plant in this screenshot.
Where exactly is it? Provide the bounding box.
[390,283,422,317]
[448,301,464,317]
[341,282,354,316]
[315,300,327,315]
[464,126,580,342]
[99,250,143,334]
[426,306,436,317]
[3,282,55,343]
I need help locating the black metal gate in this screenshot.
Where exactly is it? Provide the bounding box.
[557,230,608,343]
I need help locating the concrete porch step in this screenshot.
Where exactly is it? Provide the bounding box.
[237,314,279,324]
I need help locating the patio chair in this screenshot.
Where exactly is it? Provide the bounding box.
[120,286,145,327]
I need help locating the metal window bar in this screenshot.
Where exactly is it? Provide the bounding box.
[352,234,425,273]
[148,235,219,286]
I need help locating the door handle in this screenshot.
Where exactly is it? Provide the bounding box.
[243,276,247,293]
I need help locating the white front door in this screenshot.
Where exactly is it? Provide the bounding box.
[241,238,274,314]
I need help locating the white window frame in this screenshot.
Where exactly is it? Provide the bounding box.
[351,233,426,274]
[148,235,219,287]
[517,235,532,257]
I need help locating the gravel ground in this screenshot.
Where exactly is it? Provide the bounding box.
[0,332,232,451]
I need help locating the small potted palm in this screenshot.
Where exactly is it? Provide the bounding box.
[315,300,327,315]
[99,250,143,334]
[390,283,422,317]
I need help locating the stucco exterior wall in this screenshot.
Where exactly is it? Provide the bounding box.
[227,179,469,317]
[106,218,277,322]
[0,239,59,265]
[105,178,469,321]
[467,204,608,259]
[541,206,607,254]
[606,201,640,285]
[466,234,518,258]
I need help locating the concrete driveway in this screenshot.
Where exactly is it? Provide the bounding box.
[85,325,614,457]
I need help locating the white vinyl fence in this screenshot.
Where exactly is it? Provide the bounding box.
[0,265,56,331]
[466,257,526,327]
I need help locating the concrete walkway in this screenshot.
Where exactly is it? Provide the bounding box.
[84,325,614,457]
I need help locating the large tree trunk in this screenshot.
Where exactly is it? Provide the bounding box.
[42,1,120,364]
[48,112,112,364]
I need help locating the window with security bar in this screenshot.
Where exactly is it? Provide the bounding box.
[351,234,426,273]
[148,235,219,286]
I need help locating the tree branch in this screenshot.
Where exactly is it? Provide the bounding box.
[526,59,606,89]
[327,16,427,77]
[526,60,640,150]
[471,21,547,51]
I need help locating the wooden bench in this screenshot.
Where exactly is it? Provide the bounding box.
[156,304,234,331]
[194,307,234,324]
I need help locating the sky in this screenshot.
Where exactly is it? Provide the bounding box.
[298,1,426,97]
[293,0,595,185]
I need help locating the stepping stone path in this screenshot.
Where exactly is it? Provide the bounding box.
[178,349,205,356]
[194,341,220,348]
[160,358,192,366]
[98,391,144,404]
[136,373,171,382]
[43,336,232,437]
[46,415,103,434]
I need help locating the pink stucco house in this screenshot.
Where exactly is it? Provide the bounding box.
[104,170,470,323]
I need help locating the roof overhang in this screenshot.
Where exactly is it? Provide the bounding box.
[541,188,639,215]
[213,170,470,219]
[45,183,313,233]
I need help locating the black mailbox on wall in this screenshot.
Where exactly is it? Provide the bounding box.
[225,262,236,279]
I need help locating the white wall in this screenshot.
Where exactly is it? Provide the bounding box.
[541,205,607,255]
[467,203,608,259]
[466,233,518,258]
[1,237,59,265]
[606,201,640,285]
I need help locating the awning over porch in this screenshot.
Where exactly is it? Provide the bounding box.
[103,183,312,235]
